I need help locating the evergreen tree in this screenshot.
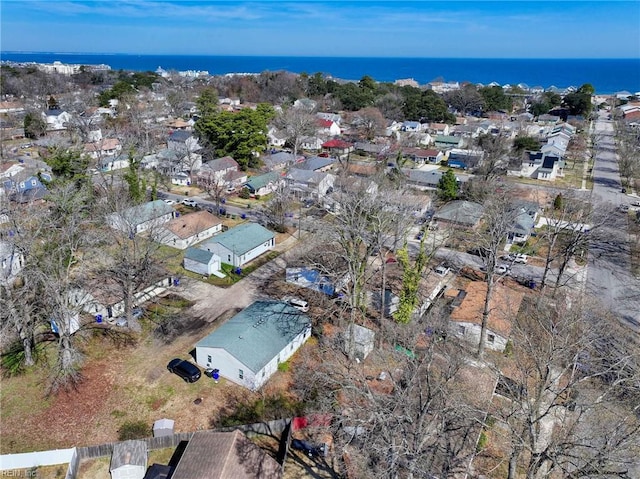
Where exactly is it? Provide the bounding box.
[437,169,459,201]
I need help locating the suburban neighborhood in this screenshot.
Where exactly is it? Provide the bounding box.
[1,59,640,479]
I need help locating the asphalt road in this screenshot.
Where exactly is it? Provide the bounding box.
[586,112,640,330]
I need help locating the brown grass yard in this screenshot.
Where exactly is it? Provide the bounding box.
[0,299,268,454]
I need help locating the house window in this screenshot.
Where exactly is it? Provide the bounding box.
[31,179,37,186]
[228,255,231,262]
[1,259,6,269]
[458,325,466,335]
[488,334,496,343]
[207,355,212,363]
[262,370,265,377]
[238,369,244,379]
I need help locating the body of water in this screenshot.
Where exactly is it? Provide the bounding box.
[2,52,639,94]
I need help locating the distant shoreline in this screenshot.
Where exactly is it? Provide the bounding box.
[2,52,639,94]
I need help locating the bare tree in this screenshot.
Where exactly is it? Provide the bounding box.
[351,107,386,140]
[273,107,317,160]
[489,296,640,479]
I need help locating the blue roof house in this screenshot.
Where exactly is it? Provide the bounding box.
[199,222,275,267]
[195,300,311,390]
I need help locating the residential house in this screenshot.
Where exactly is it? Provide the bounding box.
[428,123,451,136]
[403,148,443,165]
[141,149,182,175]
[73,276,175,321]
[285,267,341,296]
[170,430,282,479]
[83,138,122,160]
[99,154,130,173]
[508,201,540,243]
[434,135,464,149]
[293,98,317,111]
[170,171,191,186]
[110,440,147,479]
[194,300,311,391]
[317,112,342,124]
[244,171,283,197]
[317,118,341,136]
[618,103,640,120]
[183,248,221,276]
[0,162,25,180]
[107,200,175,235]
[297,156,336,172]
[0,241,24,285]
[428,81,460,94]
[354,142,390,157]
[154,210,223,250]
[0,101,24,114]
[448,282,524,352]
[167,130,202,172]
[402,121,422,132]
[267,127,288,147]
[452,124,483,139]
[199,222,275,267]
[446,149,484,170]
[167,118,191,130]
[42,109,72,131]
[321,139,354,160]
[197,156,240,188]
[263,151,296,170]
[3,173,51,203]
[433,200,484,228]
[284,169,335,198]
[403,169,459,190]
[300,136,323,151]
[513,151,564,181]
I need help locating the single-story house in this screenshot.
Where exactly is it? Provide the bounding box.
[284,169,335,198]
[296,156,336,172]
[321,139,354,159]
[446,149,484,170]
[263,151,296,170]
[267,127,288,147]
[107,200,175,235]
[199,222,275,267]
[170,171,191,186]
[110,440,147,479]
[195,300,311,390]
[317,118,341,136]
[433,200,484,228]
[507,201,540,243]
[404,148,443,165]
[197,156,239,186]
[403,169,460,190]
[170,430,282,479]
[434,135,464,149]
[300,136,323,151]
[183,248,221,276]
[98,154,130,172]
[285,267,339,296]
[154,210,223,249]
[244,171,283,197]
[448,281,524,352]
[354,142,389,157]
[402,121,422,132]
[83,138,122,160]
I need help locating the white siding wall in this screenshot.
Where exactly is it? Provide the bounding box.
[160,224,222,250]
[205,238,274,267]
[183,256,220,276]
[112,464,146,479]
[196,326,311,391]
[449,321,508,352]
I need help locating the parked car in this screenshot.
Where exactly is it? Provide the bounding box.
[163,199,177,205]
[181,198,198,207]
[631,200,640,207]
[282,296,309,313]
[291,439,326,457]
[501,253,528,264]
[495,264,511,274]
[167,358,201,383]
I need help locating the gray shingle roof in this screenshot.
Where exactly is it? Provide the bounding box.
[195,300,310,372]
[110,440,147,470]
[201,222,274,256]
[434,200,484,226]
[121,200,174,225]
[184,247,215,264]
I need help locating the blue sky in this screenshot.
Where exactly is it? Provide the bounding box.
[1,1,639,58]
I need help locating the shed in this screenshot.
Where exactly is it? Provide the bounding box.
[344,324,375,361]
[152,418,174,437]
[110,440,147,479]
[183,248,221,276]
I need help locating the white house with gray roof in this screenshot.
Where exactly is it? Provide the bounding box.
[107,200,175,235]
[183,248,221,276]
[195,300,311,390]
[199,222,275,267]
[110,439,147,479]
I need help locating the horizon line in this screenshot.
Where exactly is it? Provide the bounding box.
[2,51,639,61]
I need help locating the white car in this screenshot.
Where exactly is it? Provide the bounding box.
[434,264,450,276]
[495,264,510,274]
[501,253,528,264]
[181,198,198,207]
[282,296,309,313]
[163,199,177,205]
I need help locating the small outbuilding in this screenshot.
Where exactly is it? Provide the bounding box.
[110,439,147,479]
[344,324,375,361]
[183,248,221,276]
[152,418,174,438]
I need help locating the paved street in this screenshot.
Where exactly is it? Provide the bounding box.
[586,112,640,330]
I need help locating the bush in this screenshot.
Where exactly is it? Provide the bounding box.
[118,420,149,440]
[277,361,290,372]
[238,188,250,199]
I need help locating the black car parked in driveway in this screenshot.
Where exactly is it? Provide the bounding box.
[167,358,201,382]
[291,439,327,457]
